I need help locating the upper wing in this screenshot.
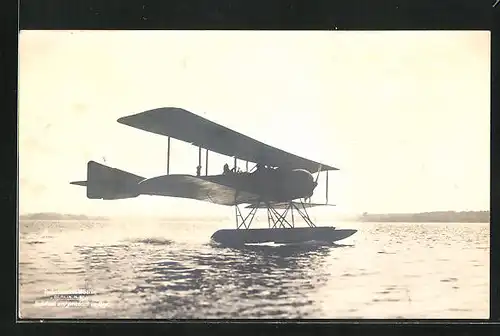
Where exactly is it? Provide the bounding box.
[138,174,261,206]
[117,107,338,173]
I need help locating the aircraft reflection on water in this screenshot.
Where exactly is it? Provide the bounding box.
[211,240,355,253]
[76,240,351,318]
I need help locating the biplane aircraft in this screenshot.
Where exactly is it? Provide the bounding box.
[70,107,357,246]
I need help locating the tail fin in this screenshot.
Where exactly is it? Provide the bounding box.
[70,161,145,200]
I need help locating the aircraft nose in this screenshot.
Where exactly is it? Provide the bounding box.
[290,169,316,198]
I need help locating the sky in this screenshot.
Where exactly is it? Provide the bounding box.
[18,30,490,216]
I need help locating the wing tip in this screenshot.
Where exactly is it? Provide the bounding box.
[323,165,339,171]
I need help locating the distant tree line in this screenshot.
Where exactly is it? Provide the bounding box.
[19,213,228,222]
[358,211,489,223]
[19,212,108,220]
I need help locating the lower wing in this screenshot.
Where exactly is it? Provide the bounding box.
[246,201,335,209]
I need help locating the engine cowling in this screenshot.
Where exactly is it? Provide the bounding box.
[274,168,316,201]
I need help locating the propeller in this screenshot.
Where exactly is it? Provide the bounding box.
[314,164,322,185]
[305,164,322,203]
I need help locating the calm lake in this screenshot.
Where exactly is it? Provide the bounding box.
[19,219,489,319]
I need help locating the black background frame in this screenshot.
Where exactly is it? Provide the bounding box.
[4,0,499,334]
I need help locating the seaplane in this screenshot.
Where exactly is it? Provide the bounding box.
[70,107,357,246]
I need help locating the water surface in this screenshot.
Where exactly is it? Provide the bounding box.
[19,219,489,319]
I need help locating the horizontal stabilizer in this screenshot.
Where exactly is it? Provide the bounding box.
[246,202,335,209]
[70,180,87,186]
[77,161,145,200]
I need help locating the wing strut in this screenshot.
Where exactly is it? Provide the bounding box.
[197,147,202,176]
[205,148,209,176]
[167,136,171,175]
[326,170,329,204]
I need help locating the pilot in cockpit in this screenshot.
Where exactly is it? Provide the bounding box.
[223,163,230,174]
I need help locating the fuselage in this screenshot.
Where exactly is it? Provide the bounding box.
[72,160,318,204]
[201,168,317,203]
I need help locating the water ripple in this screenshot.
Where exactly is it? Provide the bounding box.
[18,220,489,319]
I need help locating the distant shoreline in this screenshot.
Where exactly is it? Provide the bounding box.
[19,213,109,221]
[358,211,489,223]
[18,212,229,222]
[20,211,490,223]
